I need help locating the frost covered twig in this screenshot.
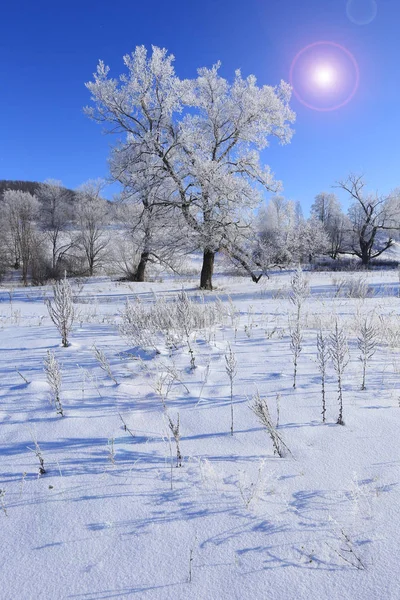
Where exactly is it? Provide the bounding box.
[289,317,303,389]
[327,528,366,570]
[15,368,29,384]
[93,344,118,385]
[251,391,292,458]
[27,436,46,476]
[118,413,135,438]
[357,318,378,391]
[0,489,7,517]
[316,330,329,422]
[166,412,182,467]
[329,320,349,425]
[225,344,237,435]
[107,437,116,465]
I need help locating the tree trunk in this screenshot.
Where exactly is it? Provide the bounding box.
[360,243,370,267]
[200,249,215,290]
[133,251,149,282]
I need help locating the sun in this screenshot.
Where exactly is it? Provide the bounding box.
[313,65,337,88]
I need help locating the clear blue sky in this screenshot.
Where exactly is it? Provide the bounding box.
[0,0,398,212]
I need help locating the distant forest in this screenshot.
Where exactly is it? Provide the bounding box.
[0,180,76,201]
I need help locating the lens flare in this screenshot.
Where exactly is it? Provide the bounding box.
[346,0,377,25]
[289,41,359,112]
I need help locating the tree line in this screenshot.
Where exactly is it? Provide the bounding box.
[1,46,399,286]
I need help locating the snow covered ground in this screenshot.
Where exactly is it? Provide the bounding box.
[1,268,400,599]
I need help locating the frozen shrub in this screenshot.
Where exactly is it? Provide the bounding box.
[290,266,310,311]
[46,277,75,347]
[357,318,378,390]
[225,344,237,435]
[333,275,371,299]
[44,350,64,416]
[119,291,222,355]
[93,345,118,384]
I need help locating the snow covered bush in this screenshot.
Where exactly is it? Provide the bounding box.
[44,350,64,416]
[46,277,75,347]
[119,291,223,354]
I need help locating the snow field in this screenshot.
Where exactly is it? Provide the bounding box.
[1,269,400,599]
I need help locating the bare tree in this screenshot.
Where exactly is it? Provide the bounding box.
[336,174,400,266]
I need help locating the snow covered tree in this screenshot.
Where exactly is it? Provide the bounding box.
[3,189,40,284]
[75,180,110,276]
[85,45,295,289]
[110,153,187,281]
[337,174,400,266]
[36,179,74,277]
[256,197,328,266]
[311,192,350,259]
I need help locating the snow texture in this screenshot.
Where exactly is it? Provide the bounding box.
[1,266,400,599]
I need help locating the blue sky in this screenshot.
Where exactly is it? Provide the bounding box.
[0,0,398,212]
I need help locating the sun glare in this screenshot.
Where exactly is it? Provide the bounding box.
[313,65,336,87]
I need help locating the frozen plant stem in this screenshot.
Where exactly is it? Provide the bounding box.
[188,547,194,583]
[225,344,237,435]
[357,318,377,391]
[316,330,329,422]
[289,318,302,389]
[44,350,64,416]
[28,438,46,475]
[329,320,349,426]
[275,393,281,428]
[0,489,7,517]
[251,391,291,458]
[107,437,116,465]
[167,412,182,467]
[15,368,29,384]
[118,413,135,438]
[289,266,307,389]
[327,529,366,570]
[93,345,118,385]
